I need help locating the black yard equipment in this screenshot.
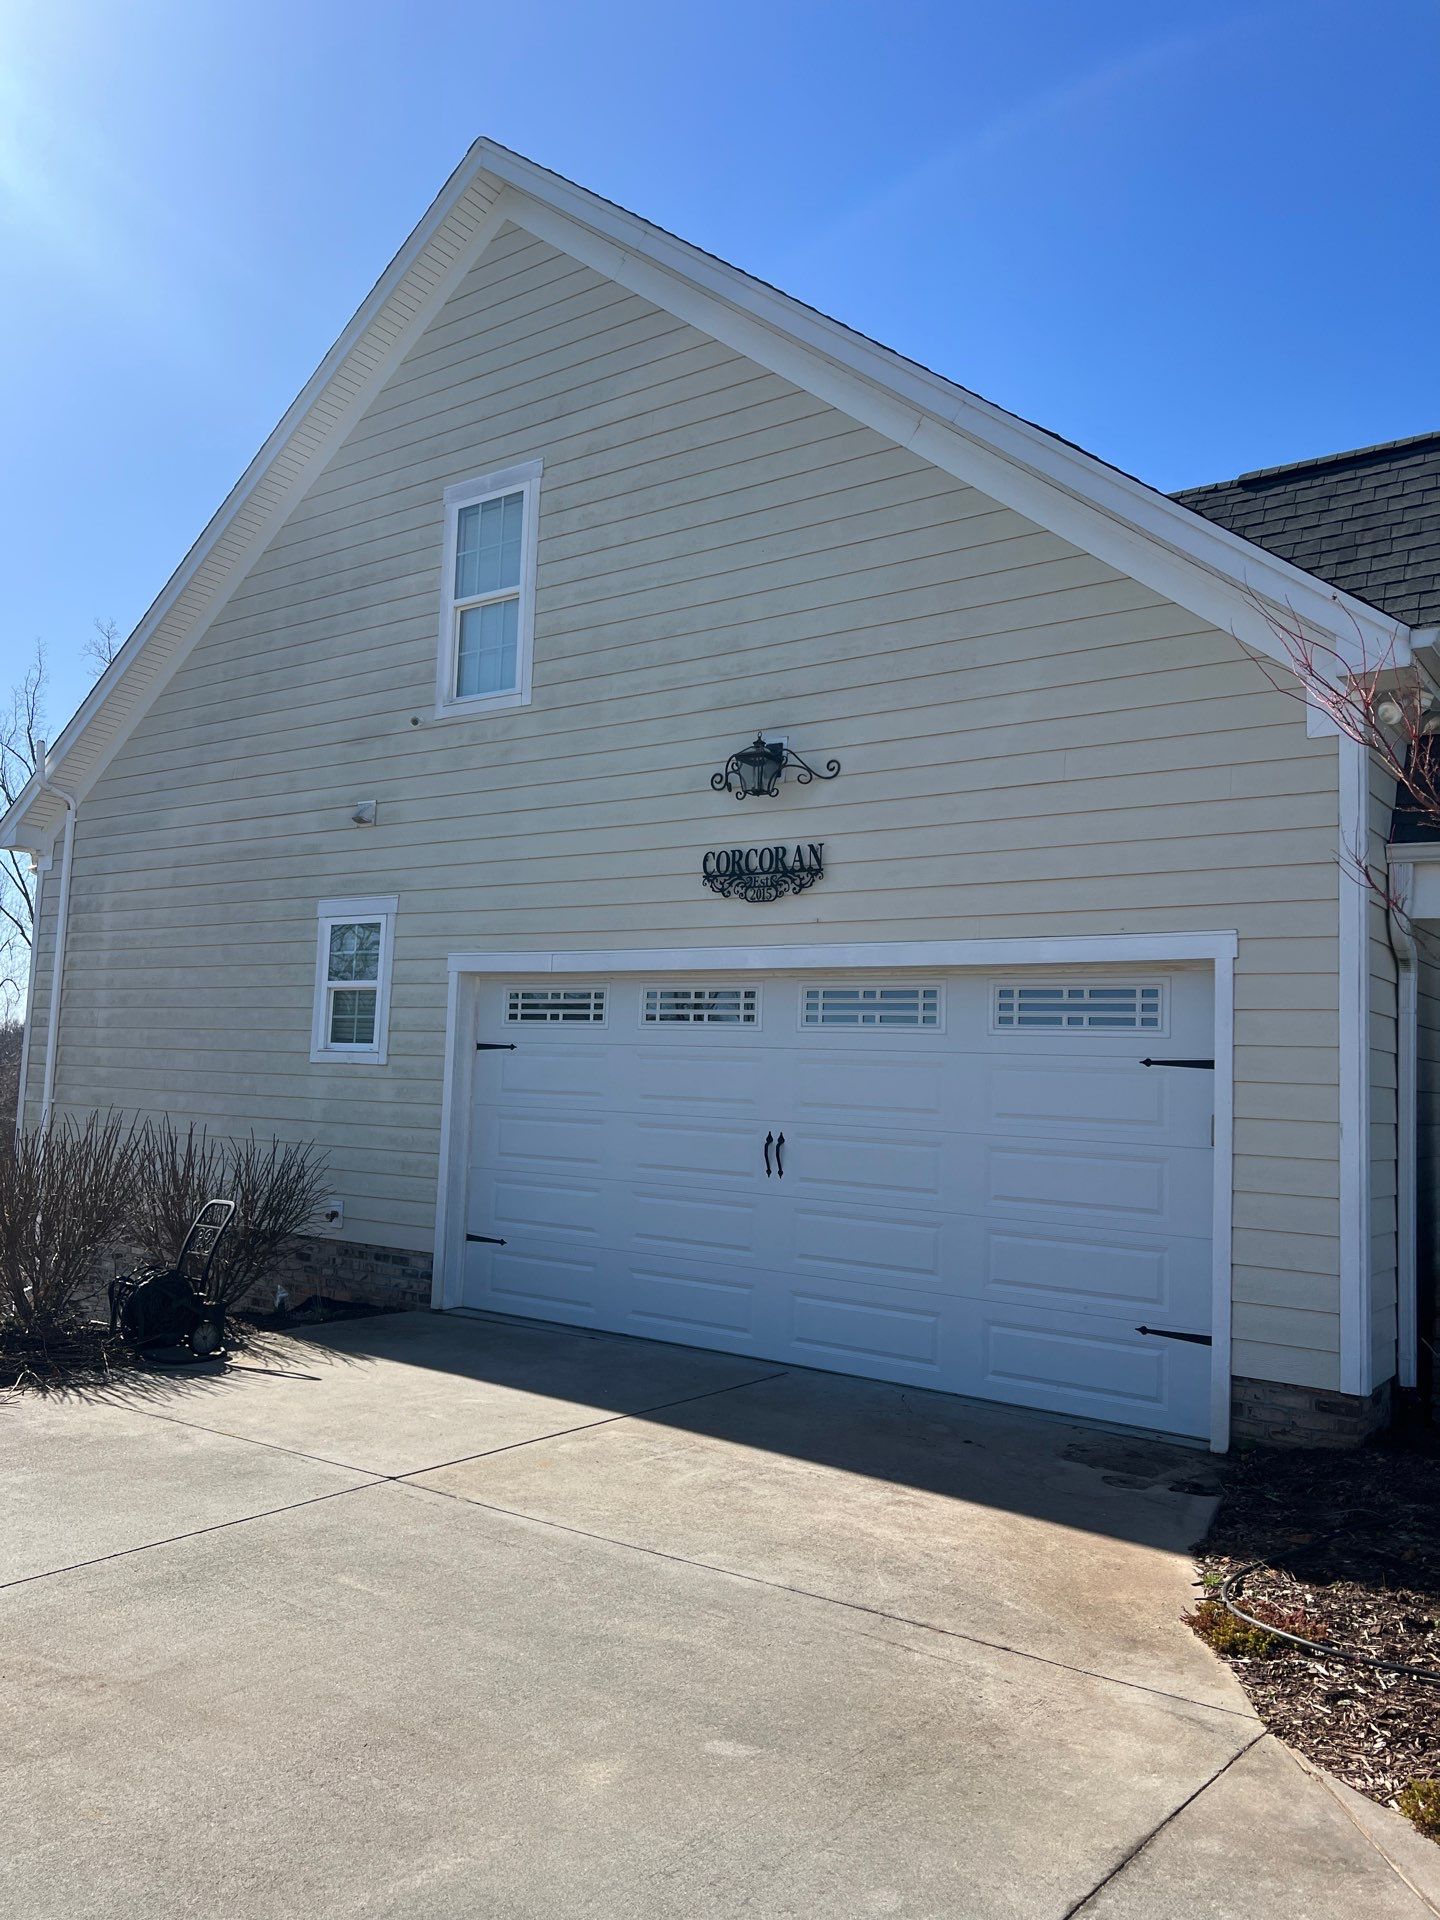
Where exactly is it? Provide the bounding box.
[108,1199,236,1358]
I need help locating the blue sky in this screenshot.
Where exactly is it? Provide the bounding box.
[3,0,1437,734]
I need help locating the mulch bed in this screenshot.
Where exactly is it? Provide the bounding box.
[1192,1437,1440,1829]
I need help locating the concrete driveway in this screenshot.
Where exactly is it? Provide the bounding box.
[3,1311,1435,1919]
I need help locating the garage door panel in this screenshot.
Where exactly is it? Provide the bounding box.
[626,1266,757,1339]
[490,1176,605,1242]
[634,1047,773,1116]
[789,1056,948,1124]
[783,1131,946,1204]
[489,1047,613,1105]
[788,1203,946,1288]
[983,1061,1197,1140]
[988,1141,1212,1239]
[482,1246,601,1317]
[629,1189,762,1260]
[630,1117,760,1184]
[972,1304,1208,1433]
[983,1225,1206,1318]
[789,1285,943,1372]
[489,1112,607,1169]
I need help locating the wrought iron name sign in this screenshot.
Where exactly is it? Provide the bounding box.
[702,841,824,903]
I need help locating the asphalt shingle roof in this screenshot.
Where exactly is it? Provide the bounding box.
[1173,432,1440,632]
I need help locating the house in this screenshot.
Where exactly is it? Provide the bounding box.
[4,141,1428,1453]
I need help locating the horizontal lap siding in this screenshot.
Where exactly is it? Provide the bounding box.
[40,224,1343,1382]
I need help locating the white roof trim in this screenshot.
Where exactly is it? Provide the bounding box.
[1,137,1410,850]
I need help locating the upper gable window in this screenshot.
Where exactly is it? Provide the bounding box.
[435,460,541,720]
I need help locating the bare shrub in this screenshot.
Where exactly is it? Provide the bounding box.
[132,1120,328,1311]
[0,1112,137,1329]
[0,1020,21,1123]
[129,1118,227,1283]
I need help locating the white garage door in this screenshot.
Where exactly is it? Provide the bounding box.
[460,969,1214,1437]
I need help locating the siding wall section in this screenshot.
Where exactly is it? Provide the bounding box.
[35,224,1346,1385]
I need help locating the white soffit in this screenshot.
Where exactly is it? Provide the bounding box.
[0,137,1410,850]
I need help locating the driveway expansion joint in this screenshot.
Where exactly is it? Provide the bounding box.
[1061,1732,1268,1917]
[408,1479,1260,1724]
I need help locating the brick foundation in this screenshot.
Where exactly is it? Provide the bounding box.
[1230,1374,1393,1449]
[266,1235,434,1313]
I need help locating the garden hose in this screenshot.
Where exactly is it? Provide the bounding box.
[1218,1560,1440,1685]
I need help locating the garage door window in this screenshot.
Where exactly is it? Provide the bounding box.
[992,982,1164,1032]
[643,986,758,1025]
[802,984,940,1028]
[506,987,607,1024]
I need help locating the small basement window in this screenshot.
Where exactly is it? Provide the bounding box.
[643,985,759,1025]
[311,897,398,1064]
[506,987,607,1024]
[802,984,940,1028]
[993,981,1165,1032]
[435,460,542,719]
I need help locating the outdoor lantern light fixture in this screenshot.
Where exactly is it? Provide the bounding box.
[712,733,842,800]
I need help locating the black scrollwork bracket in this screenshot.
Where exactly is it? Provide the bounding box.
[711,734,842,799]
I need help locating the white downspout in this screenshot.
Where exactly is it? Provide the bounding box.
[34,744,78,1133]
[1389,859,1419,1390]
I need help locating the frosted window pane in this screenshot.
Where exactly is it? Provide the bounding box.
[328,921,381,982]
[456,596,519,697]
[455,491,524,599]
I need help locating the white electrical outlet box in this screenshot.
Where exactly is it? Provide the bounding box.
[320,1199,344,1232]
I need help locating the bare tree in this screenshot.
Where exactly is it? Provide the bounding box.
[1238,595,1435,926]
[83,617,122,680]
[0,619,123,1022]
[0,644,45,1016]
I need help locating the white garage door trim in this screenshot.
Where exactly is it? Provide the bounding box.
[433,932,1238,1451]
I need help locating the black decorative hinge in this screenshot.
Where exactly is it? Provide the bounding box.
[1135,1325,1212,1346]
[476,1042,517,1051]
[466,1233,507,1245]
[1139,1058,1214,1070]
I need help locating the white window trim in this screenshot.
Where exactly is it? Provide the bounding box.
[434,459,542,722]
[310,896,399,1065]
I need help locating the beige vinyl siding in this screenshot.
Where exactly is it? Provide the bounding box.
[34,223,1346,1383]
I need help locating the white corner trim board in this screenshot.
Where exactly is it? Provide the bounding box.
[434,932,1238,1452]
[1388,857,1419,1390]
[1336,734,1374,1398]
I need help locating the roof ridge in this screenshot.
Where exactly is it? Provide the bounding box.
[1176,429,1440,496]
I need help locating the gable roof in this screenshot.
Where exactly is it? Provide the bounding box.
[1174,432,1440,632]
[1,138,1414,851]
